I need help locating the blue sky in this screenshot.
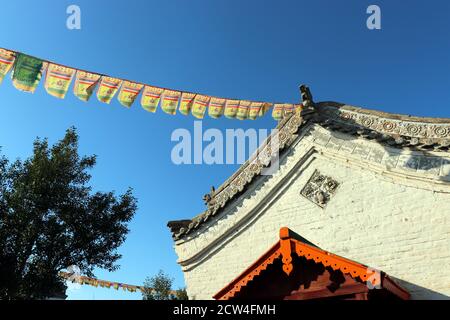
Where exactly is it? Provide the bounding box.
[0,1,449,299]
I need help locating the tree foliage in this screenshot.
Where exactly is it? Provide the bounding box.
[142,270,188,300]
[0,128,137,299]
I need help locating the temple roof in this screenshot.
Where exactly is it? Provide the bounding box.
[213,227,410,300]
[168,90,450,240]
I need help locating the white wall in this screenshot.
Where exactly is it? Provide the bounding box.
[175,125,450,300]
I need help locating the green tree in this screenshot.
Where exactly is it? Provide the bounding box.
[142,270,189,300]
[0,128,137,299]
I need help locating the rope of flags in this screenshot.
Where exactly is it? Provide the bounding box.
[59,271,176,294]
[0,48,302,121]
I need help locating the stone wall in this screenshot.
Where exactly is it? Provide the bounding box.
[174,124,450,300]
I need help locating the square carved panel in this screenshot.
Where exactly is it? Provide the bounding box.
[300,170,339,208]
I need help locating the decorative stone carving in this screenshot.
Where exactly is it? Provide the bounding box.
[320,105,450,139]
[300,170,340,208]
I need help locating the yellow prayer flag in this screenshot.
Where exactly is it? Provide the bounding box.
[73,71,101,102]
[236,100,251,120]
[259,103,272,117]
[283,103,295,115]
[161,89,180,115]
[179,92,196,115]
[44,63,75,99]
[117,81,143,108]
[97,76,122,104]
[0,49,15,85]
[191,94,210,119]
[208,97,226,119]
[224,99,239,119]
[141,86,164,113]
[272,103,285,121]
[248,102,263,120]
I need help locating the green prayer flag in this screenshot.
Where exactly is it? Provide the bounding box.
[11,53,45,93]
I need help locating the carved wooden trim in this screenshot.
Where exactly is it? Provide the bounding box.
[213,227,400,300]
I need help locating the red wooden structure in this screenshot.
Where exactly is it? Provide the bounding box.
[214,227,410,300]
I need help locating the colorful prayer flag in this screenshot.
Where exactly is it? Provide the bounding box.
[0,49,15,85]
[259,103,272,117]
[236,100,251,120]
[44,63,75,99]
[179,92,196,115]
[141,86,164,112]
[117,81,143,108]
[97,76,122,104]
[224,99,239,119]
[248,102,263,120]
[161,89,180,115]
[191,94,210,119]
[272,103,285,121]
[208,97,226,119]
[283,103,295,115]
[11,53,46,93]
[73,71,101,101]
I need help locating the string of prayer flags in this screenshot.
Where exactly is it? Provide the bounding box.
[73,71,101,101]
[0,49,15,85]
[141,86,164,113]
[236,100,251,120]
[191,94,210,119]
[97,76,122,104]
[11,53,46,93]
[0,48,306,121]
[117,81,143,108]
[161,89,181,115]
[208,97,226,119]
[179,92,196,115]
[224,99,239,119]
[44,63,75,99]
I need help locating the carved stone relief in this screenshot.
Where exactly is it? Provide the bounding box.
[300,170,340,208]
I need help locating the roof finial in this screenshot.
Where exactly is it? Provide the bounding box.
[299,84,314,108]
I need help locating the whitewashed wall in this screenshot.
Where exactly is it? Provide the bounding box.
[174,125,450,300]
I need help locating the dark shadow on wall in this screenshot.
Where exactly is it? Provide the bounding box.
[392,278,450,300]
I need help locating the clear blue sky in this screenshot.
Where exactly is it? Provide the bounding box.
[0,0,449,299]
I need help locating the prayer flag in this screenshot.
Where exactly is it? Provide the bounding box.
[179,92,195,115]
[0,49,15,85]
[11,53,46,93]
[259,102,272,117]
[283,103,295,115]
[248,102,263,120]
[97,76,122,104]
[161,89,180,115]
[224,99,239,118]
[141,85,164,112]
[44,63,75,99]
[191,94,210,119]
[236,100,251,120]
[73,71,101,101]
[272,103,285,121]
[117,81,143,108]
[208,97,226,119]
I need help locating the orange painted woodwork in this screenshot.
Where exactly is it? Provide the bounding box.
[213,227,410,300]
